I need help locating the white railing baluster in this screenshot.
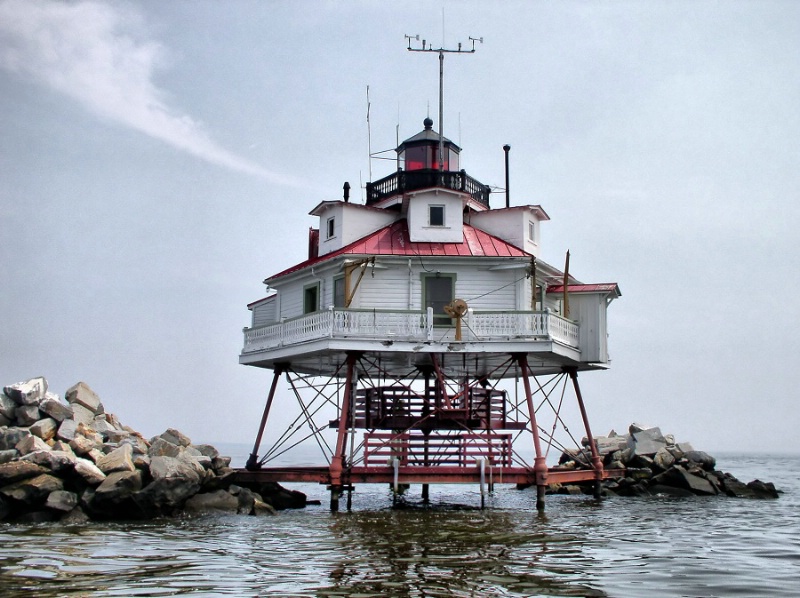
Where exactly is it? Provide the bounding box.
[241,308,581,353]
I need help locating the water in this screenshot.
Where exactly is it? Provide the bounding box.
[2,452,799,597]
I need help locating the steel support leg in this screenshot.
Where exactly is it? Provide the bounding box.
[516,354,548,510]
[568,368,604,499]
[329,353,357,511]
[245,365,285,471]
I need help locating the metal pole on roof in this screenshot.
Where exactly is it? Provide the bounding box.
[405,35,483,172]
[503,144,511,208]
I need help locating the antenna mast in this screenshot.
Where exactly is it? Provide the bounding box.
[366,86,372,182]
[405,34,482,172]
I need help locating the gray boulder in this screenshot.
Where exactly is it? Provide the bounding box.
[149,437,182,458]
[65,382,103,414]
[0,460,47,484]
[92,470,143,513]
[684,450,716,471]
[628,422,654,435]
[123,435,149,455]
[594,435,629,455]
[192,444,220,459]
[15,435,51,456]
[15,405,42,426]
[0,449,18,464]
[652,464,717,496]
[68,435,95,456]
[60,506,91,524]
[156,428,192,448]
[628,426,668,456]
[184,489,239,513]
[73,458,107,486]
[51,440,74,454]
[149,455,203,482]
[4,377,48,406]
[132,477,201,518]
[20,450,76,473]
[105,429,131,444]
[252,498,277,516]
[653,447,676,471]
[46,490,78,512]
[0,473,64,504]
[70,403,96,427]
[91,416,117,438]
[30,417,58,441]
[57,419,78,442]
[39,396,73,422]
[0,393,16,419]
[96,444,135,474]
[0,427,31,450]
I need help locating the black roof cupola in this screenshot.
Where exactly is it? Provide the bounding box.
[365,117,490,208]
[397,117,461,172]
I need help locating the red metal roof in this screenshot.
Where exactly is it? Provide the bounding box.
[267,219,530,281]
[547,283,621,296]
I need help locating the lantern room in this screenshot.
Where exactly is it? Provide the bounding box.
[397,117,460,171]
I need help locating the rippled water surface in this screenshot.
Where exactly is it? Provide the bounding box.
[2,453,799,597]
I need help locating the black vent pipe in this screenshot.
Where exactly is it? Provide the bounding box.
[503,145,511,208]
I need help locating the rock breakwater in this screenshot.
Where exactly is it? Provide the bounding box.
[554,423,779,499]
[0,377,306,523]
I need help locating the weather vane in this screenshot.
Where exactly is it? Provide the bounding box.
[405,34,482,171]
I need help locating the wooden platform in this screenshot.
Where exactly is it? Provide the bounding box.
[231,466,626,487]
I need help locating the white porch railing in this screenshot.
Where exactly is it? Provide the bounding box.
[242,308,579,354]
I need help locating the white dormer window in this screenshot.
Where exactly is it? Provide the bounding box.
[429,205,445,227]
[528,220,535,242]
[326,217,335,239]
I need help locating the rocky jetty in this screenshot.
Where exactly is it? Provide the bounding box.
[554,423,779,499]
[0,376,306,523]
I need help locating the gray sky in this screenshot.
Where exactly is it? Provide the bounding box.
[1,0,798,454]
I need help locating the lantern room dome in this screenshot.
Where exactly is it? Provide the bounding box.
[397,117,460,171]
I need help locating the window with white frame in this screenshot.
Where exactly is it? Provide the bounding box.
[528,220,536,242]
[326,217,335,239]
[303,283,320,314]
[429,205,445,227]
[333,276,346,308]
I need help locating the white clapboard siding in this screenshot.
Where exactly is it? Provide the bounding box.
[252,297,277,327]
[272,259,530,320]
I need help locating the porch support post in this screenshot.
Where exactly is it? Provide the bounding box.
[245,364,286,471]
[567,367,604,499]
[329,352,358,511]
[515,353,548,510]
[430,354,453,409]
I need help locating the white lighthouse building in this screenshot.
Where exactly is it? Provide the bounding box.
[238,116,621,510]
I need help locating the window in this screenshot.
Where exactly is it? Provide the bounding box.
[528,220,535,242]
[326,217,335,239]
[404,146,428,170]
[303,283,320,314]
[429,205,445,227]
[333,276,346,308]
[422,274,456,326]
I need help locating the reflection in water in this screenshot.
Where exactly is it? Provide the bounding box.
[318,504,607,597]
[1,455,799,597]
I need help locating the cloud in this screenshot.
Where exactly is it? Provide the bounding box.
[0,0,299,186]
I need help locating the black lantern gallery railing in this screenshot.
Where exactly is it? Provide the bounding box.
[366,169,491,207]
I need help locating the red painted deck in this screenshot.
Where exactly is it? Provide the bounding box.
[232,466,625,487]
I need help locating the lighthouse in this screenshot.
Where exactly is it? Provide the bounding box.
[237,115,621,511]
